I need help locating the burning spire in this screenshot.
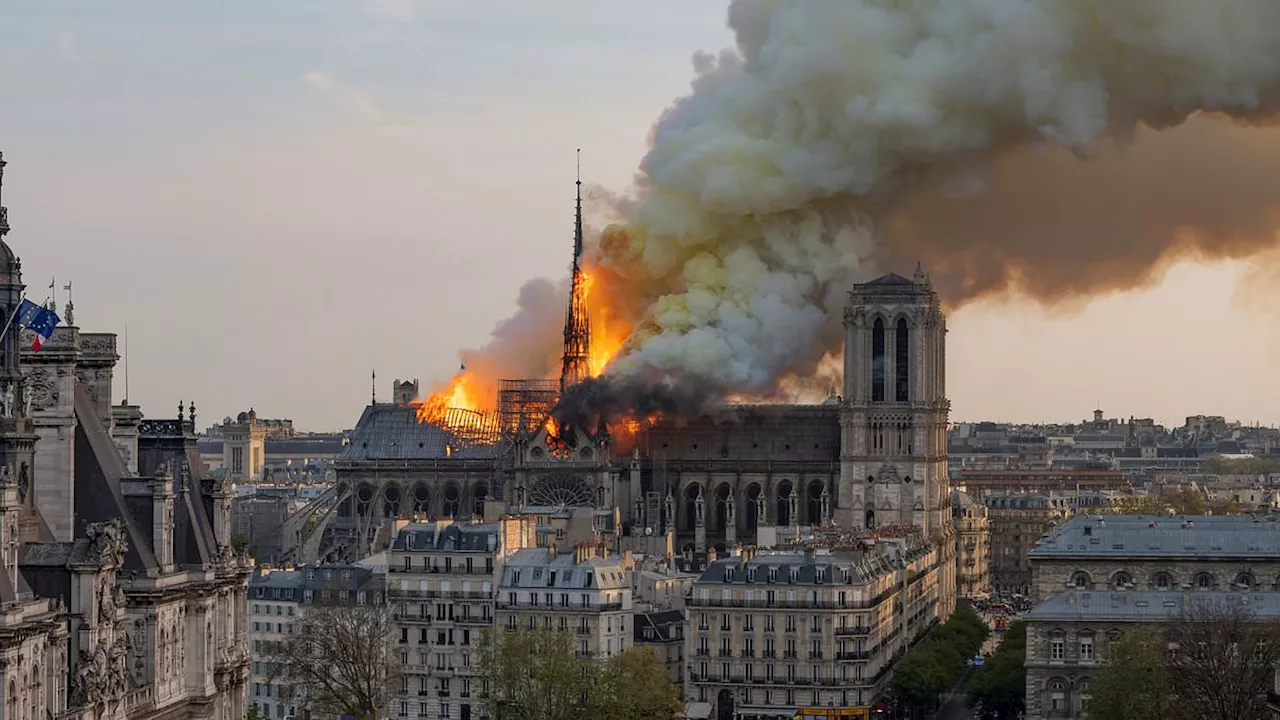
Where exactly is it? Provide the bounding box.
[559,150,591,393]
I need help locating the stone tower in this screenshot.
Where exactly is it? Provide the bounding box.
[838,265,950,535]
[0,152,40,531]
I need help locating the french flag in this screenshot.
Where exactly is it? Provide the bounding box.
[15,299,60,352]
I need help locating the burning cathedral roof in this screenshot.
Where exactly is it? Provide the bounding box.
[338,403,499,462]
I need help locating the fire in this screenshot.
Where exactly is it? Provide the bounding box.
[415,262,637,439]
[416,372,482,425]
[580,266,631,378]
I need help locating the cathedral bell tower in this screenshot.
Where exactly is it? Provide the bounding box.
[838,265,950,537]
[0,153,40,522]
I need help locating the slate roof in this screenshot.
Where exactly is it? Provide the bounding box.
[337,404,499,461]
[390,521,501,552]
[695,549,907,587]
[499,548,630,591]
[1029,514,1280,559]
[635,609,685,643]
[867,273,913,285]
[1028,590,1280,622]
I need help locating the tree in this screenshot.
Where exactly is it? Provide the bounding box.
[247,706,266,720]
[1165,598,1280,720]
[1086,629,1168,720]
[590,647,683,720]
[478,629,592,720]
[264,603,400,720]
[888,606,990,716]
[1162,487,1205,515]
[967,621,1026,720]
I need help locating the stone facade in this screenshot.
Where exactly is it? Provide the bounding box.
[985,494,1070,596]
[953,490,991,599]
[686,537,943,718]
[1024,514,1280,719]
[0,151,252,720]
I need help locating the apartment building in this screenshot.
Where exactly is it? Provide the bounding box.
[685,535,944,719]
[953,490,992,599]
[1024,514,1280,719]
[248,565,386,719]
[495,544,636,660]
[386,517,536,720]
[636,609,687,693]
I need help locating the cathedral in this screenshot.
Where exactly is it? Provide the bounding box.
[0,152,251,720]
[300,177,955,617]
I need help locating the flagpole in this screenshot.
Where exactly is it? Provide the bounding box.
[0,298,23,344]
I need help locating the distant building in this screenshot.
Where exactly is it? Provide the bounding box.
[953,490,991,599]
[985,494,1070,596]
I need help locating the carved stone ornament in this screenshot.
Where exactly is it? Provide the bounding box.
[80,335,114,356]
[24,368,56,411]
[86,518,128,569]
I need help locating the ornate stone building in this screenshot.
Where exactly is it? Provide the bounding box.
[0,151,252,720]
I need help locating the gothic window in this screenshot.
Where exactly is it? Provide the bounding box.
[1152,572,1173,590]
[871,319,885,402]
[776,481,793,527]
[1235,572,1256,590]
[1070,572,1092,589]
[1194,572,1216,590]
[1111,571,1132,590]
[895,318,910,402]
[382,485,401,518]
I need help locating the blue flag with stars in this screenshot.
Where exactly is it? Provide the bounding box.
[15,299,60,352]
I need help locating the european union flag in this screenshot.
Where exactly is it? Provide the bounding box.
[15,299,60,352]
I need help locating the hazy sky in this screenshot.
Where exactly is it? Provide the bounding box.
[2,1,1278,431]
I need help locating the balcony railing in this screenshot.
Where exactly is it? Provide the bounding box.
[686,596,889,610]
[835,626,872,636]
[390,589,489,600]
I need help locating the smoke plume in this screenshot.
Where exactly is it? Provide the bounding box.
[555,0,1280,419]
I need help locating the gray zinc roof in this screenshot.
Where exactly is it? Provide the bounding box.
[500,548,630,591]
[1030,514,1280,559]
[695,550,895,587]
[1028,589,1280,622]
[391,521,501,552]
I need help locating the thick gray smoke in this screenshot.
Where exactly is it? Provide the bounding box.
[560,0,1280,419]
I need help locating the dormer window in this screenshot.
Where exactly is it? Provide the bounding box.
[407,533,416,549]
[725,567,735,582]
[746,568,756,582]
[767,568,777,583]
[815,568,826,584]
[789,567,799,584]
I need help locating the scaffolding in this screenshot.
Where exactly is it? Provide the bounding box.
[441,406,501,446]
[496,378,560,438]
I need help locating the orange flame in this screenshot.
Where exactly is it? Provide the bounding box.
[416,260,638,438]
[416,372,482,425]
[581,266,631,378]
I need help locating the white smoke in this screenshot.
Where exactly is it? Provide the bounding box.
[593,0,1280,400]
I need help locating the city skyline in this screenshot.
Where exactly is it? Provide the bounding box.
[3,1,1279,431]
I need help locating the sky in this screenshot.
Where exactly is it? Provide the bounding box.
[1,0,1278,432]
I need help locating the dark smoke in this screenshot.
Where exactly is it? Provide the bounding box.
[553,375,721,430]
